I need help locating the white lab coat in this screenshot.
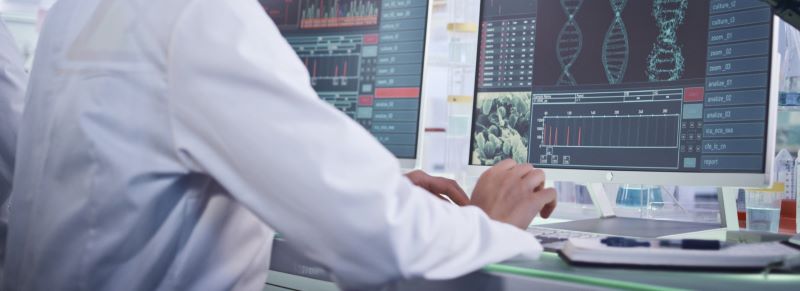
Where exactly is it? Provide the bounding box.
[0,18,28,284]
[3,0,542,290]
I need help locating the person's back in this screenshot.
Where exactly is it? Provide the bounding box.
[5,1,276,289]
[5,0,555,290]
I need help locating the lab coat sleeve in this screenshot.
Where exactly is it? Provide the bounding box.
[166,0,542,288]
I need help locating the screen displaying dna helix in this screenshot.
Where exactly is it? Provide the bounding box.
[470,0,774,173]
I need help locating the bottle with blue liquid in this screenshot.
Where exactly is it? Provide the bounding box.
[616,185,664,209]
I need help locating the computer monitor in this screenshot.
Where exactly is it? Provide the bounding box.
[468,0,779,188]
[260,0,432,169]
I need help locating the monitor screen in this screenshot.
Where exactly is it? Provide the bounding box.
[260,0,429,159]
[470,0,775,174]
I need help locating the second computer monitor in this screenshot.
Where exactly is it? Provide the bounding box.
[469,0,778,187]
[260,0,431,168]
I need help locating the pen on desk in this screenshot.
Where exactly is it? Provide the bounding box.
[659,239,728,250]
[602,237,728,250]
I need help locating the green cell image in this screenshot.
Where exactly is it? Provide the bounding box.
[472,92,532,166]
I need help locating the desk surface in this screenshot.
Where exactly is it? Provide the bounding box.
[268,238,800,291]
[486,253,800,291]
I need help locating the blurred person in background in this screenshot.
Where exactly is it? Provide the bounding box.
[0,18,28,284]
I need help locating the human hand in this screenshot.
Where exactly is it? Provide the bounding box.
[470,160,557,229]
[405,170,470,206]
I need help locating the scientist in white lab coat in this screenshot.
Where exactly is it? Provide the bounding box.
[3,0,557,290]
[0,19,28,285]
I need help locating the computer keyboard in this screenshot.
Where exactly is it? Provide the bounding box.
[527,226,608,252]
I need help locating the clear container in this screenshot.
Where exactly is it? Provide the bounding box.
[745,183,786,233]
[615,185,664,209]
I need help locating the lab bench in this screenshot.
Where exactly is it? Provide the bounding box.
[265,237,800,291]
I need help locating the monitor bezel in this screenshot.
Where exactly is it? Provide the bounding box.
[465,9,780,188]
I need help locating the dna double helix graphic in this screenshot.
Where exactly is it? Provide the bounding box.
[602,0,629,84]
[557,0,584,86]
[647,0,688,82]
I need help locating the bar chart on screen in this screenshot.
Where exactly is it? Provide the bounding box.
[300,0,380,29]
[289,35,365,91]
[287,34,369,117]
[304,56,361,90]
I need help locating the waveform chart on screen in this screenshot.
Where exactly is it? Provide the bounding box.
[288,34,373,118]
[304,55,361,91]
[530,89,684,169]
[300,0,380,29]
[260,0,302,28]
[290,34,369,89]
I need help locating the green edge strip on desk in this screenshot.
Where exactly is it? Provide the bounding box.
[484,264,687,291]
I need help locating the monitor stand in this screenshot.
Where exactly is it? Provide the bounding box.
[535,184,738,238]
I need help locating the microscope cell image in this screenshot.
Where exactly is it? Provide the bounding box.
[472,92,532,165]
